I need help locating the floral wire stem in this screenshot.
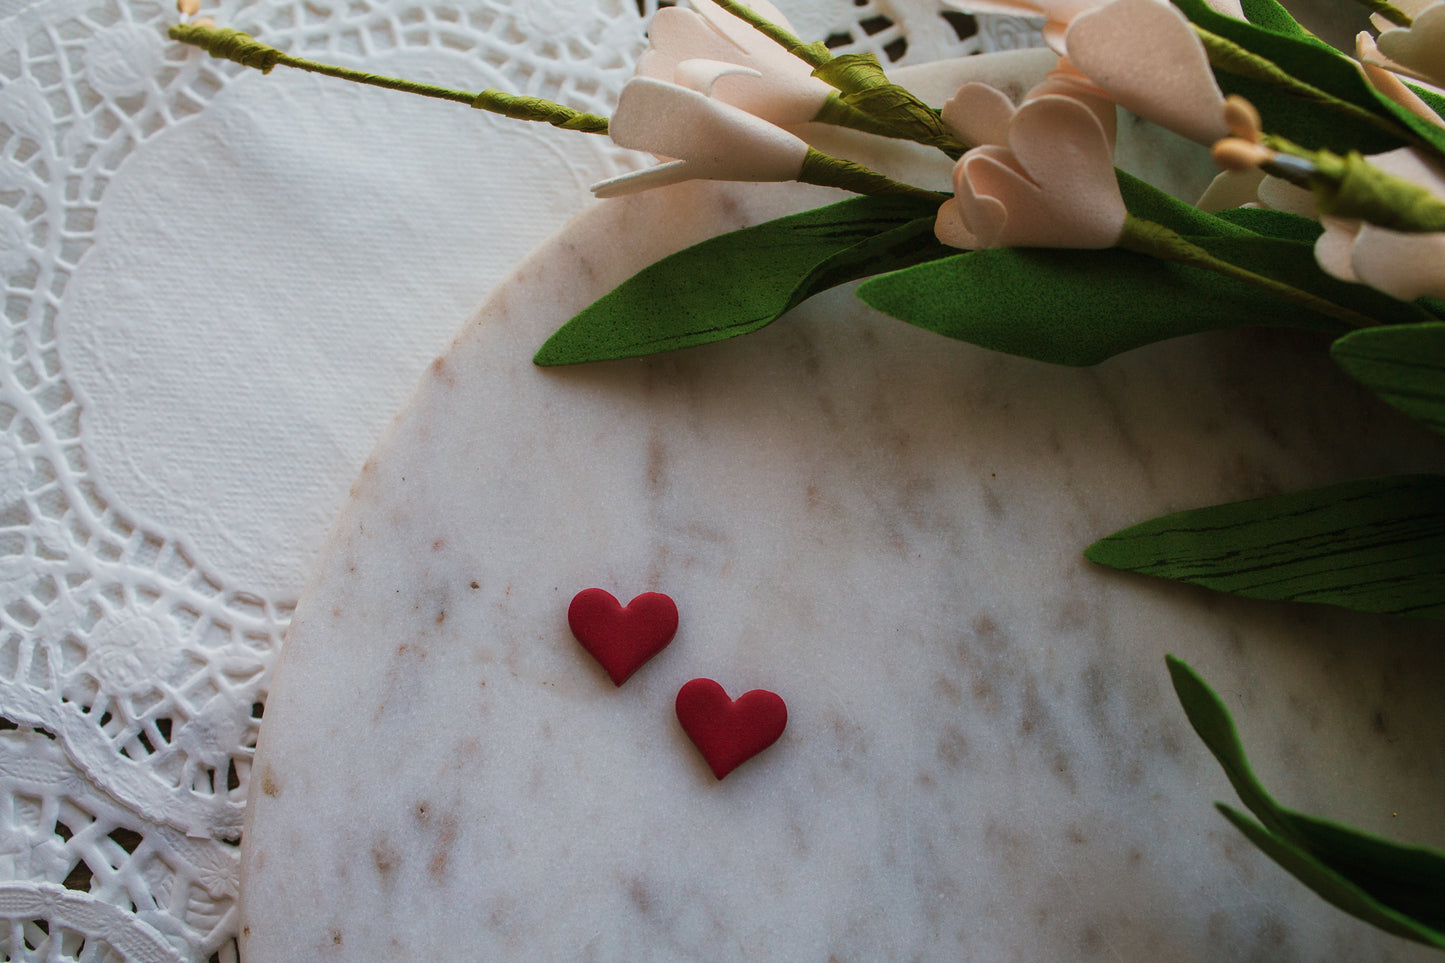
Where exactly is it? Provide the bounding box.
[1116,215,1380,328]
[167,24,610,133]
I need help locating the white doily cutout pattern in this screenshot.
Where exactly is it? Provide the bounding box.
[0,0,1039,957]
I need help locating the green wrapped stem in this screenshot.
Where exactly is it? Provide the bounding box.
[1262,137,1445,232]
[797,147,945,201]
[168,23,608,133]
[1117,214,1379,327]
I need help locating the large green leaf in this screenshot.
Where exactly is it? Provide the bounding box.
[853,213,1444,367]
[1169,656,1445,947]
[1088,475,1445,618]
[1174,0,1445,160]
[1332,323,1445,437]
[533,194,949,366]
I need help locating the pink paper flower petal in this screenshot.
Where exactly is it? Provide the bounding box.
[942,82,1017,147]
[1379,2,1445,89]
[1356,31,1445,125]
[1066,0,1227,145]
[673,58,763,96]
[1350,224,1445,299]
[1315,216,1362,283]
[598,78,808,197]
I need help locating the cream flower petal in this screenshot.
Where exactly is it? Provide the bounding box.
[594,77,808,197]
[1256,176,1316,216]
[939,94,1125,249]
[1356,31,1444,125]
[1065,0,1228,145]
[1315,216,1363,282]
[591,160,699,199]
[1378,1,1445,89]
[673,58,763,96]
[1349,223,1445,298]
[646,7,746,64]
[941,82,1017,147]
[1196,168,1266,211]
[934,197,983,248]
[955,146,1016,246]
[644,0,831,125]
[1025,60,1118,144]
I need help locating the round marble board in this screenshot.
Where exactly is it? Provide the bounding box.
[238,56,1445,962]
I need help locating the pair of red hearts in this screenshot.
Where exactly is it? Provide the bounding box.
[567,588,786,780]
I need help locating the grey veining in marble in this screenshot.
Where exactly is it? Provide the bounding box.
[240,62,1445,963]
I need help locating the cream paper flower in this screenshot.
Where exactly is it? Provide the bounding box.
[941,0,1242,54]
[934,93,1126,249]
[1357,32,1445,125]
[1377,1,1445,89]
[636,0,833,126]
[1314,146,1445,300]
[590,76,810,198]
[941,59,1118,148]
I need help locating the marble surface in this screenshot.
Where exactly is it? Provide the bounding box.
[239,68,1445,963]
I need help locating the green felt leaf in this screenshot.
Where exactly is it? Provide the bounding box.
[1175,0,1445,159]
[1212,207,1323,242]
[1088,475,1445,617]
[533,195,949,366]
[1237,0,1336,51]
[1168,656,1445,946]
[1407,81,1445,125]
[1117,171,1257,238]
[1332,323,1445,436]
[852,224,1433,366]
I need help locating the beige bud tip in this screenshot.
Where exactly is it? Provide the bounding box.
[1222,95,1262,143]
[176,0,200,13]
[1211,137,1273,172]
[192,15,215,26]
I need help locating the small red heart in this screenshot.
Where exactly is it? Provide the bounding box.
[675,678,787,780]
[568,588,678,686]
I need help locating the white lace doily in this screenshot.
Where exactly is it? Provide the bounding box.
[0,0,1039,958]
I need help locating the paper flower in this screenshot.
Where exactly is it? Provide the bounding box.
[1063,0,1228,146]
[590,77,809,198]
[1377,1,1445,88]
[1314,146,1445,300]
[941,0,1242,53]
[935,93,1126,249]
[636,0,833,126]
[942,59,1118,149]
[1356,32,1445,125]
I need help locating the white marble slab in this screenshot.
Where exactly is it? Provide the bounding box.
[239,65,1445,963]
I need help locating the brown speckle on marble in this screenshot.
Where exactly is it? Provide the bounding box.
[372,839,400,879]
[330,930,343,946]
[260,766,281,797]
[429,355,455,387]
[626,876,654,917]
[936,725,968,768]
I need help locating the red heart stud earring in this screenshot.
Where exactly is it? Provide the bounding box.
[675,678,787,780]
[568,588,678,686]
